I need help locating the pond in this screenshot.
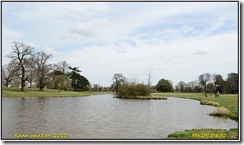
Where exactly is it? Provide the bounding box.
[2,94,237,139]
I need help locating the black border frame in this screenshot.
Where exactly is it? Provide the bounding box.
[0,0,242,143]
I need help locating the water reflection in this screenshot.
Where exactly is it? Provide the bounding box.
[2,95,238,139]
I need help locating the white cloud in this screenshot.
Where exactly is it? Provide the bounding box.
[7,2,109,21]
[2,27,25,39]
[42,47,59,55]
[59,31,236,86]
[2,2,238,86]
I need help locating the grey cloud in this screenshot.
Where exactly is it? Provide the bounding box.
[112,40,137,54]
[193,49,209,56]
[70,28,97,37]
[69,19,110,38]
[113,48,127,54]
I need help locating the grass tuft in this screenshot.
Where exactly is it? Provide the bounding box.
[210,107,231,118]
[200,100,220,107]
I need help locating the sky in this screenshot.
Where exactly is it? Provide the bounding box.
[2,2,239,87]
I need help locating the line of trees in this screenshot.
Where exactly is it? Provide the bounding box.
[175,73,238,94]
[2,41,90,92]
[3,41,238,95]
[111,72,238,97]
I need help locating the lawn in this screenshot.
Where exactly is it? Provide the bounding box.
[1,87,110,98]
[165,128,238,140]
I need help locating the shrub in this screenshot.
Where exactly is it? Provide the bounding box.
[117,84,130,98]
[134,84,150,96]
[149,88,157,93]
[117,83,150,98]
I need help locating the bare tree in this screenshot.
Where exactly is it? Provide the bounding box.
[92,84,102,92]
[2,60,19,87]
[176,81,187,92]
[35,51,53,91]
[51,61,71,91]
[147,68,152,87]
[25,56,36,88]
[54,61,70,74]
[112,73,127,94]
[198,73,212,94]
[7,41,34,91]
[186,80,199,92]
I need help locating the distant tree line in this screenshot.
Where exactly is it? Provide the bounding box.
[175,73,238,94]
[2,41,91,92]
[3,41,238,95]
[111,72,238,97]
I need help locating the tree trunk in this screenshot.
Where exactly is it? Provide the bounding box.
[21,64,25,91]
[39,82,44,91]
[29,81,32,88]
[39,79,44,91]
[5,80,9,87]
[39,86,44,91]
[21,81,25,91]
[54,83,58,89]
[75,83,78,91]
[204,86,207,93]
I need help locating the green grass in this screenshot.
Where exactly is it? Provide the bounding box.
[165,128,238,140]
[153,92,238,121]
[2,87,110,98]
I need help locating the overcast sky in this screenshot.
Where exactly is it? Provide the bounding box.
[2,2,238,87]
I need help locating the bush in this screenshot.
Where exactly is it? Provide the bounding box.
[155,78,174,92]
[118,85,130,98]
[149,88,157,93]
[117,83,150,98]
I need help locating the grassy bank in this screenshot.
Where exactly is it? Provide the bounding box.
[2,87,110,98]
[116,95,167,100]
[165,128,238,140]
[153,93,238,121]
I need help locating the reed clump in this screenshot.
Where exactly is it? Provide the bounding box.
[200,100,220,107]
[210,107,231,118]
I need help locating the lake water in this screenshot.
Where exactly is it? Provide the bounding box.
[2,94,238,139]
